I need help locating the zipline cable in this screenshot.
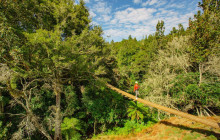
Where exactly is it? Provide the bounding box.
[106,83,220,129]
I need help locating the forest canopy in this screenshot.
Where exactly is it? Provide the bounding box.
[0,0,219,139]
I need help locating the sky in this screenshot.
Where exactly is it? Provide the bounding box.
[81,0,201,42]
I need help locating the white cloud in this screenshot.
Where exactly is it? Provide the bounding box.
[166,3,185,9]
[113,8,156,24]
[84,0,90,3]
[92,1,112,22]
[142,0,158,6]
[142,0,167,7]
[155,0,167,7]
[104,5,197,42]
[157,8,178,17]
[148,0,158,5]
[103,15,112,22]
[94,1,111,15]
[88,0,200,42]
[157,11,195,34]
[89,10,96,18]
[75,0,90,4]
[133,0,142,4]
[105,29,126,38]
[110,19,117,24]
[90,21,99,26]
[104,25,154,41]
[115,4,130,11]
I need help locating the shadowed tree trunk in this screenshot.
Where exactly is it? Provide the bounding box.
[53,79,62,140]
[94,119,96,135]
[199,63,203,86]
[0,92,3,113]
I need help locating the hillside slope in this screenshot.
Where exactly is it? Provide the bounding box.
[92,116,220,140]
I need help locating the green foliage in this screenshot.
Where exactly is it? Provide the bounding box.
[0,121,11,139]
[169,24,185,37]
[156,20,165,39]
[61,117,84,140]
[109,34,159,90]
[63,86,80,116]
[115,38,141,81]
[127,101,149,122]
[1,0,219,139]
[30,88,55,113]
[178,24,185,36]
[1,0,104,138]
[9,75,19,90]
[170,73,199,96]
[102,120,154,136]
[82,86,128,134]
[189,0,219,63]
[170,73,220,112]
[170,27,178,35]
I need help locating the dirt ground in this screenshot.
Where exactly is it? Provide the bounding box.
[93,116,220,140]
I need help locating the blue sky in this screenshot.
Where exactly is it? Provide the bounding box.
[81,0,201,42]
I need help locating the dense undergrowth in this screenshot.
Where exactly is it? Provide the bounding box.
[92,120,156,139]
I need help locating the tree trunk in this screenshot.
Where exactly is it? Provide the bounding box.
[0,92,3,113]
[54,81,62,140]
[199,63,203,86]
[94,119,96,135]
[31,112,53,140]
[157,110,161,121]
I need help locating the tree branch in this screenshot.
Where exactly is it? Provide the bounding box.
[0,112,26,116]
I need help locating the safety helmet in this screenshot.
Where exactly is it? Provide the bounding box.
[135,81,138,83]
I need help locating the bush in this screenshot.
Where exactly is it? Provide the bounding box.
[0,121,11,140]
[105,120,154,136]
[170,73,220,113]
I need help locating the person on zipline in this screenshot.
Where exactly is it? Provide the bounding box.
[134,81,140,99]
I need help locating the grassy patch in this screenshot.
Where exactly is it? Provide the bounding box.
[91,120,156,139]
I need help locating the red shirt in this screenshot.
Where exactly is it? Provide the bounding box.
[134,83,140,92]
